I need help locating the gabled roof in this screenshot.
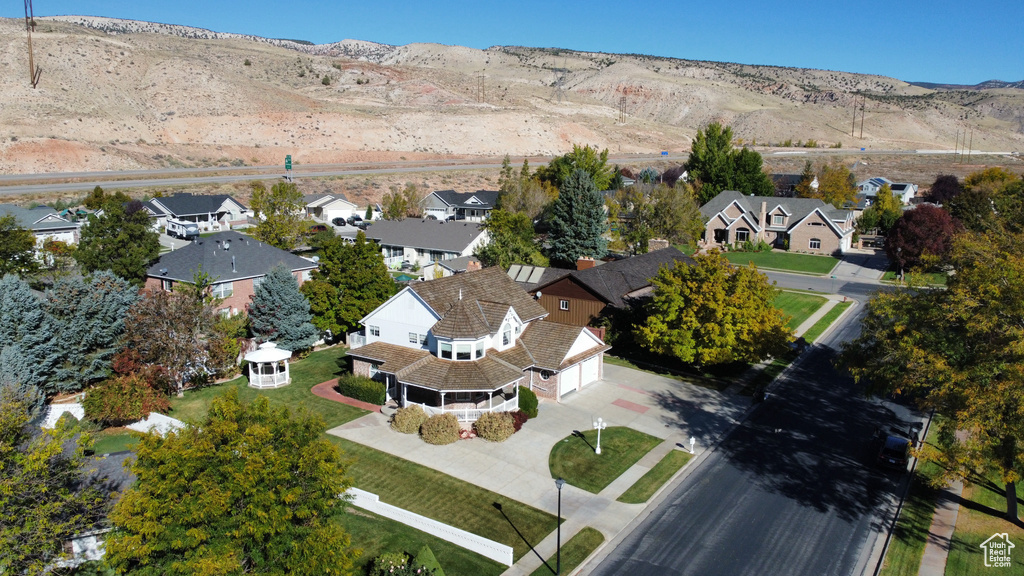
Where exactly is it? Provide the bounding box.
[149,193,248,218]
[304,193,356,208]
[364,219,486,253]
[142,201,169,218]
[437,255,481,273]
[700,190,852,231]
[534,248,693,308]
[426,189,500,209]
[0,204,78,232]
[507,264,571,291]
[147,231,317,283]
[519,322,610,370]
[412,267,547,338]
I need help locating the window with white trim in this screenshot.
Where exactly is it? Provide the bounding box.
[369,325,380,337]
[735,228,750,242]
[772,214,784,226]
[475,340,485,358]
[369,363,380,378]
[439,342,453,359]
[409,332,418,344]
[252,276,264,290]
[456,344,472,361]
[809,238,821,250]
[211,281,233,299]
[161,279,173,292]
[502,323,512,346]
[559,299,569,311]
[419,334,428,345]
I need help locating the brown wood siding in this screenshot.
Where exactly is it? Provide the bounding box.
[537,294,605,326]
[540,277,602,300]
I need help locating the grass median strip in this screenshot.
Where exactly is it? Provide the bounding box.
[617,449,693,504]
[330,437,558,562]
[802,301,852,343]
[527,527,605,576]
[549,427,662,494]
[774,291,828,331]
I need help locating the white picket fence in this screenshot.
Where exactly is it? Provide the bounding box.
[345,487,513,566]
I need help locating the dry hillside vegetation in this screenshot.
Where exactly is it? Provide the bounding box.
[0,15,1021,180]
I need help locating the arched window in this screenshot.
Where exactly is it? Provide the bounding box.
[809,238,822,250]
[502,323,512,346]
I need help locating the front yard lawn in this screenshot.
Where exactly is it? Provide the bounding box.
[802,301,852,342]
[617,449,693,504]
[881,271,948,286]
[527,527,605,576]
[168,345,366,428]
[724,251,840,275]
[338,505,505,576]
[774,291,828,331]
[943,472,1024,575]
[549,427,663,494]
[90,428,139,454]
[329,437,558,563]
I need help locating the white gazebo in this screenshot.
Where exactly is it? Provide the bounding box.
[245,342,293,389]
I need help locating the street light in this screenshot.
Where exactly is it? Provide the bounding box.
[555,477,565,575]
[593,417,607,455]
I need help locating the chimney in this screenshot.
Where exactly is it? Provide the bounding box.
[759,201,767,241]
[577,257,596,271]
[466,259,482,272]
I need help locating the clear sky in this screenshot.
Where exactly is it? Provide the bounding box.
[9,0,1022,85]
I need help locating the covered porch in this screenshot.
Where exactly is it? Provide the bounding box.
[401,382,519,422]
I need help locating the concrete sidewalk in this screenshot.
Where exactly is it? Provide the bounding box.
[918,479,964,576]
[327,363,748,575]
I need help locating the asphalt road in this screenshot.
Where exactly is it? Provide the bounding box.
[589,305,925,576]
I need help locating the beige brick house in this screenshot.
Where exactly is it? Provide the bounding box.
[700,190,854,255]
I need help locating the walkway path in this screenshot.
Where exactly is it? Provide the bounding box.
[918,479,965,576]
[311,379,382,412]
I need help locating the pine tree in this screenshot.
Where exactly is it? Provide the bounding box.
[547,169,607,266]
[0,275,57,405]
[249,266,319,353]
[45,271,140,393]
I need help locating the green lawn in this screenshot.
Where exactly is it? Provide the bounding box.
[724,251,840,275]
[90,429,139,454]
[168,345,366,428]
[330,437,558,562]
[878,419,943,576]
[774,291,829,331]
[338,506,505,576]
[802,301,852,342]
[943,471,1024,575]
[527,527,604,576]
[601,355,738,392]
[617,449,693,504]
[549,427,663,494]
[881,271,948,286]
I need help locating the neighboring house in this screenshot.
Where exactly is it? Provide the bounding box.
[520,248,694,327]
[770,173,804,197]
[420,255,483,279]
[700,190,855,255]
[0,203,81,248]
[145,231,317,315]
[147,193,249,231]
[347,266,609,417]
[421,189,500,222]
[304,193,358,222]
[363,219,489,269]
[857,177,918,204]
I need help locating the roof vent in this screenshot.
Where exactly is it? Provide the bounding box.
[223,240,231,250]
[231,256,236,273]
[159,268,168,275]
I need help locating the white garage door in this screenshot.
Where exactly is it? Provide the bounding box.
[559,365,580,397]
[580,356,600,387]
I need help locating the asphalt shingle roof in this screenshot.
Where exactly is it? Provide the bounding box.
[363,219,486,253]
[699,190,851,230]
[430,189,500,209]
[413,267,548,327]
[150,193,247,218]
[566,248,693,308]
[0,204,78,231]
[147,231,316,283]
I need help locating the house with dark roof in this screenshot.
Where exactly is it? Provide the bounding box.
[347,266,609,416]
[147,193,249,232]
[700,190,854,255]
[519,248,694,327]
[144,231,318,315]
[421,189,500,222]
[363,219,489,269]
[0,203,81,248]
[856,177,918,204]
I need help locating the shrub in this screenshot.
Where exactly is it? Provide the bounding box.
[420,413,460,445]
[83,374,171,427]
[391,404,428,434]
[369,551,439,576]
[321,75,331,86]
[335,374,385,405]
[519,386,538,418]
[473,411,515,442]
[243,58,251,66]
[511,410,529,432]
[414,546,445,575]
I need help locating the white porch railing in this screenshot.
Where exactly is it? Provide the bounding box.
[249,374,290,389]
[412,396,518,422]
[347,332,366,348]
[384,256,405,268]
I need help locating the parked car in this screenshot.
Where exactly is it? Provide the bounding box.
[347,215,363,225]
[877,435,911,470]
[308,224,329,234]
[331,217,346,226]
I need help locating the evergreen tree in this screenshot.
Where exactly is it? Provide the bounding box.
[248,266,319,353]
[0,215,39,278]
[685,123,774,204]
[536,144,614,191]
[302,231,396,338]
[475,209,547,268]
[45,271,140,393]
[75,200,160,286]
[547,169,608,266]
[0,275,57,403]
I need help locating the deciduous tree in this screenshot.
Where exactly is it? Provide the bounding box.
[250,181,306,250]
[536,144,614,191]
[104,391,356,575]
[884,204,958,274]
[75,200,160,286]
[475,209,547,268]
[498,157,556,220]
[810,162,858,208]
[248,265,319,353]
[0,215,38,278]
[925,174,962,204]
[547,169,607,266]
[635,252,791,366]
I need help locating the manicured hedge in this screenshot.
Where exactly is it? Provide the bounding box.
[391,405,428,434]
[336,374,386,405]
[420,413,460,445]
[518,386,538,418]
[474,411,515,442]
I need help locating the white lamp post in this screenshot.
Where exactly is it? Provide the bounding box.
[689,436,697,454]
[593,417,607,455]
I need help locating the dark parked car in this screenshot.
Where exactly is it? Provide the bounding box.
[308,224,329,234]
[347,215,363,226]
[331,217,346,226]
[877,435,911,470]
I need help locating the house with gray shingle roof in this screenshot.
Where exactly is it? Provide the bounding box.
[144,231,317,315]
[363,219,489,269]
[347,266,609,418]
[700,190,854,255]
[421,189,500,222]
[303,193,358,223]
[0,203,81,249]
[148,193,249,232]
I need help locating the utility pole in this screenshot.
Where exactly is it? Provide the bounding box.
[859,95,866,139]
[954,128,960,162]
[967,129,974,163]
[851,93,858,137]
[619,96,626,123]
[25,0,42,88]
